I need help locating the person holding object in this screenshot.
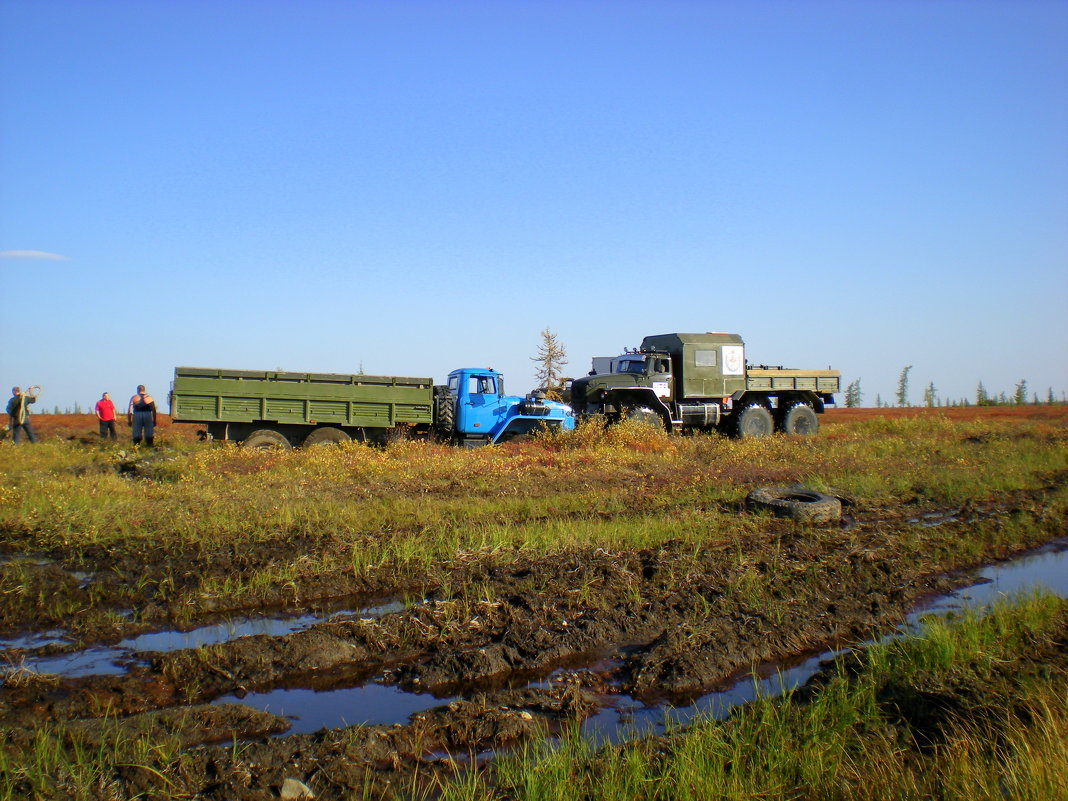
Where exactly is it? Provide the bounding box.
[94,391,117,440]
[6,386,39,444]
[127,384,157,446]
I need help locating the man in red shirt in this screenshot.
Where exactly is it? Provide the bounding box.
[94,391,117,440]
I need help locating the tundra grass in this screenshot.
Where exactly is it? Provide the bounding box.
[0,713,189,801]
[0,416,1065,620]
[433,592,1068,801]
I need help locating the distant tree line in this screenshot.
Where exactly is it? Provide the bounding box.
[35,403,85,415]
[844,370,1066,409]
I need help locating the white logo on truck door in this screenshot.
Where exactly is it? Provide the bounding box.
[722,345,744,376]
[653,381,670,398]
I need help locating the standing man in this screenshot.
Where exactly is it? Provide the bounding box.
[127,385,157,446]
[94,391,117,440]
[6,386,38,444]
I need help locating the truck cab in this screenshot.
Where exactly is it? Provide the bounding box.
[444,368,575,445]
[569,350,677,429]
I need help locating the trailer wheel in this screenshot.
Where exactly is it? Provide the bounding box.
[242,429,292,449]
[746,486,842,523]
[781,403,819,435]
[734,404,774,438]
[302,427,352,447]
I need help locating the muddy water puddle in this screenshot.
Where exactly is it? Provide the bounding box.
[9,598,408,677]
[215,683,457,735]
[224,538,1068,742]
[6,542,1067,748]
[580,537,1068,745]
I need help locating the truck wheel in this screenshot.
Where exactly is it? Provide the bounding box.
[746,486,841,523]
[434,390,456,439]
[734,405,774,438]
[302,427,352,447]
[781,403,819,435]
[242,429,292,449]
[625,406,664,429]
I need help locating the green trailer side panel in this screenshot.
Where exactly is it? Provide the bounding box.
[745,369,841,394]
[266,398,304,420]
[221,397,261,421]
[171,367,435,428]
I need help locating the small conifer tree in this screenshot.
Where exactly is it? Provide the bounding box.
[923,382,937,408]
[1014,379,1028,406]
[845,379,862,408]
[896,365,912,407]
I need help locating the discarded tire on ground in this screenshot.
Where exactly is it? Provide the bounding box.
[746,486,842,523]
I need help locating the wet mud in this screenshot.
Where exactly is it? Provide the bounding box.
[1,487,1066,799]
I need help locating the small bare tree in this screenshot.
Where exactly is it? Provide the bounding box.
[531,328,568,395]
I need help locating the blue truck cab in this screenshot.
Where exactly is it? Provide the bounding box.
[446,368,575,445]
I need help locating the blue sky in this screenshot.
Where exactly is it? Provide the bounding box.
[2,0,1066,414]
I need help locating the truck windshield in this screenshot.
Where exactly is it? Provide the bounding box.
[469,376,497,395]
[621,361,645,374]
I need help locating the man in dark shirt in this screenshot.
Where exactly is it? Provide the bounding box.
[6,386,38,444]
[127,385,158,446]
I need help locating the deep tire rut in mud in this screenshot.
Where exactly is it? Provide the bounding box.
[5,514,1050,799]
[1,482,1066,799]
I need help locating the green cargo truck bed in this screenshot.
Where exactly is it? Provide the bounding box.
[170,367,435,428]
[745,368,841,395]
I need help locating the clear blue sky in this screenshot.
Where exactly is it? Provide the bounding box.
[3,0,1066,413]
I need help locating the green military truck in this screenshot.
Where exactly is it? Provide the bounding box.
[569,332,840,437]
[170,365,574,447]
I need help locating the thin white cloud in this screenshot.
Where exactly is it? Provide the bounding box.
[0,250,70,261]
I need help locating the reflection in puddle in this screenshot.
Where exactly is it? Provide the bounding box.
[222,539,1068,738]
[4,540,1067,742]
[0,630,68,652]
[580,652,832,746]
[916,538,1068,617]
[11,598,408,678]
[215,682,455,735]
[582,537,1068,746]
[20,646,141,677]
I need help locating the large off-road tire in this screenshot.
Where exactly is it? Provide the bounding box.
[746,486,842,523]
[625,406,663,428]
[302,427,352,447]
[433,389,456,441]
[733,404,774,438]
[241,429,292,449]
[780,403,819,435]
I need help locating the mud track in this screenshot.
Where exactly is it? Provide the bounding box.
[3,478,1064,799]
